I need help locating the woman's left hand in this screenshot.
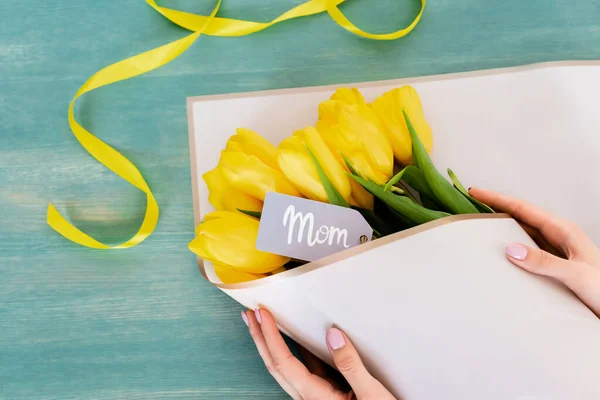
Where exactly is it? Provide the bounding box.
[242,308,396,400]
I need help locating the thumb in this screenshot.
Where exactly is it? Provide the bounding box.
[507,243,600,316]
[326,328,394,399]
[506,242,579,283]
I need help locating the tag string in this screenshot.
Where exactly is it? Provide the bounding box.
[47,0,426,249]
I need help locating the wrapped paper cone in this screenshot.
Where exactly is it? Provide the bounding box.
[188,61,600,399]
[202,215,600,399]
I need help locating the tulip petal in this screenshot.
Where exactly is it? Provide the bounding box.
[190,211,289,274]
[278,135,328,202]
[270,266,287,275]
[318,93,394,185]
[330,88,367,106]
[305,145,349,207]
[342,148,375,210]
[371,86,434,165]
[277,127,352,204]
[203,167,263,213]
[348,179,374,209]
[202,210,257,223]
[339,104,394,179]
[317,100,341,125]
[345,151,389,184]
[219,151,301,201]
[295,127,351,200]
[226,128,279,169]
[213,262,267,284]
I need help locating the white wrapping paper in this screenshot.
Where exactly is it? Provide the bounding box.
[187,62,600,400]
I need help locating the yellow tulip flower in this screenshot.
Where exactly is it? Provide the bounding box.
[370,86,433,165]
[270,266,287,275]
[219,151,300,201]
[348,179,374,209]
[218,129,301,201]
[316,88,394,185]
[203,167,263,212]
[330,87,365,106]
[189,211,289,274]
[225,128,280,170]
[277,127,351,203]
[213,262,267,284]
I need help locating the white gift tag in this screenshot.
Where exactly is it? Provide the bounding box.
[255,193,373,262]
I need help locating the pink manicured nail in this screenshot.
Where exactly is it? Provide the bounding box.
[241,311,249,327]
[327,328,346,350]
[507,243,528,260]
[254,308,262,324]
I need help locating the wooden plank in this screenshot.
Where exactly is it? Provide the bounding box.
[1,0,599,398]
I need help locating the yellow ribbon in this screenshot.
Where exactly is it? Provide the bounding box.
[47,0,426,249]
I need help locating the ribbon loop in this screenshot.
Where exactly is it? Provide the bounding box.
[47,1,221,249]
[325,0,426,40]
[48,0,425,249]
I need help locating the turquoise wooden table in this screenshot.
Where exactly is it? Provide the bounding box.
[1,0,599,398]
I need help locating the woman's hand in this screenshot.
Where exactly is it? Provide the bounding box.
[242,189,599,399]
[242,308,396,400]
[470,188,600,316]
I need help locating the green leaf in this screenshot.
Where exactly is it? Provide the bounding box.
[341,153,360,177]
[399,166,432,198]
[396,180,422,205]
[384,167,408,192]
[385,204,418,228]
[385,167,425,204]
[351,206,395,236]
[373,198,412,230]
[403,110,479,214]
[305,145,349,208]
[385,165,441,209]
[447,169,495,213]
[417,194,441,211]
[350,174,450,225]
[237,209,262,218]
[398,167,441,210]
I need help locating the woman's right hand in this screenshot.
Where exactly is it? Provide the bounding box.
[470,188,600,316]
[243,308,396,400]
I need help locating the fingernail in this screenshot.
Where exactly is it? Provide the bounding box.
[507,243,528,260]
[326,328,346,350]
[254,308,262,324]
[241,311,249,327]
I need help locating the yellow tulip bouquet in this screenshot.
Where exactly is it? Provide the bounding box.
[189,86,493,284]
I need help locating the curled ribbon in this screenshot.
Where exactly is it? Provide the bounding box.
[47,0,426,249]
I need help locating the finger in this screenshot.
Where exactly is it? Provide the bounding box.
[518,222,565,258]
[243,311,302,400]
[470,188,596,259]
[326,328,395,399]
[506,243,600,315]
[297,345,350,392]
[297,345,328,377]
[506,242,576,280]
[256,308,340,399]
